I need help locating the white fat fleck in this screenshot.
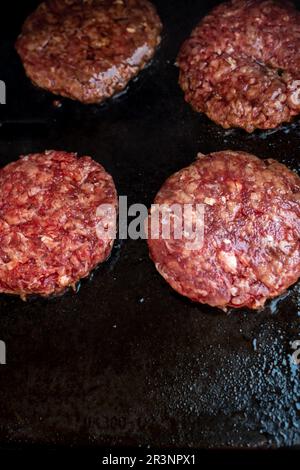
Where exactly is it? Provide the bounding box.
[271,89,281,100]
[290,88,300,106]
[204,197,216,206]
[59,275,71,287]
[264,235,274,243]
[28,186,42,196]
[290,80,300,90]
[40,235,57,250]
[226,57,237,69]
[274,101,283,111]
[230,287,238,296]
[41,236,53,243]
[219,251,237,273]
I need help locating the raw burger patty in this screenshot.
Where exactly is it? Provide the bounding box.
[0,150,117,298]
[147,151,300,310]
[177,0,300,132]
[16,0,162,104]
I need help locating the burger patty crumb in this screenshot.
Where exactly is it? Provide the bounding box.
[0,150,117,299]
[177,0,300,132]
[148,150,300,310]
[16,0,162,104]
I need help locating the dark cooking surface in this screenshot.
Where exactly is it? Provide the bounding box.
[0,0,300,449]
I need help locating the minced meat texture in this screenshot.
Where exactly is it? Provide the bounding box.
[0,150,117,298]
[147,151,300,310]
[16,0,162,103]
[177,0,300,132]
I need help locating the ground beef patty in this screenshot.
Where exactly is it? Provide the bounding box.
[147,151,300,310]
[177,0,300,132]
[16,0,162,104]
[0,151,117,298]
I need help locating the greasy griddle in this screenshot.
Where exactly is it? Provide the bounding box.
[0,0,300,449]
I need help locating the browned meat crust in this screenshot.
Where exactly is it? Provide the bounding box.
[0,150,117,298]
[177,0,300,132]
[148,151,300,310]
[16,0,162,103]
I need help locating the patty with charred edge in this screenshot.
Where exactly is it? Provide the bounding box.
[16,0,162,103]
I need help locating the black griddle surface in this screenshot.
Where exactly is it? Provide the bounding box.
[0,0,300,449]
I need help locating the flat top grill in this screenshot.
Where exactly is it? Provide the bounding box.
[0,0,300,449]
